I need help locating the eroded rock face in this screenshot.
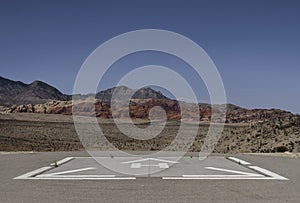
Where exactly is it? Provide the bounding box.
[0,99,293,123]
[0,76,294,123]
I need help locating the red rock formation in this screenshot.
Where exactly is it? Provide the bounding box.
[0,99,293,123]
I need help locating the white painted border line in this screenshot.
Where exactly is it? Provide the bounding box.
[50,157,74,166]
[123,158,178,164]
[183,175,263,178]
[14,166,52,179]
[163,176,279,180]
[37,175,116,178]
[26,177,136,180]
[205,167,260,176]
[40,167,96,176]
[74,157,143,159]
[249,166,288,180]
[228,157,251,165]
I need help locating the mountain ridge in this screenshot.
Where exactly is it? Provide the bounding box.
[0,76,70,106]
[0,76,295,123]
[0,76,170,106]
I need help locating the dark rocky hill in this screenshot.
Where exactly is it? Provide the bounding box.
[0,76,70,106]
[0,76,168,106]
[95,86,168,103]
[0,76,295,124]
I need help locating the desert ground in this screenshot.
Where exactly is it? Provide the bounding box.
[1,113,299,153]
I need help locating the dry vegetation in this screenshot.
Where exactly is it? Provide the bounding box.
[0,113,299,153]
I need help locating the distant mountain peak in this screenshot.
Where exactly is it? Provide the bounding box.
[29,80,47,86]
[0,76,70,106]
[29,80,61,92]
[95,86,168,103]
[0,76,26,87]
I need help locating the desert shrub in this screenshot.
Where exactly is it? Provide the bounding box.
[274,145,288,152]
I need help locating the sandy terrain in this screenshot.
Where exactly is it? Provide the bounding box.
[0,113,299,153]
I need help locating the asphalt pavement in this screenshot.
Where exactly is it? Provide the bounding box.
[1,151,300,203]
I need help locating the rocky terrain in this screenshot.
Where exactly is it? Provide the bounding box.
[0,113,299,153]
[0,99,293,124]
[0,76,168,106]
[0,76,299,153]
[215,115,300,153]
[0,76,294,124]
[95,85,168,102]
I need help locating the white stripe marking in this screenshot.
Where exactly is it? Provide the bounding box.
[27,177,136,180]
[182,175,263,178]
[75,157,143,159]
[249,166,288,180]
[205,167,259,176]
[37,175,115,178]
[40,167,96,176]
[123,158,178,164]
[228,157,251,165]
[130,163,169,168]
[163,176,274,180]
[14,167,52,179]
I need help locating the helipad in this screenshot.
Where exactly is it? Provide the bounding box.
[14,155,288,180]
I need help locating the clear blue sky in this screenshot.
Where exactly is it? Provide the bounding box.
[0,0,299,113]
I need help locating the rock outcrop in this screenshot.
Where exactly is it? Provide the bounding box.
[0,99,293,123]
[0,76,294,123]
